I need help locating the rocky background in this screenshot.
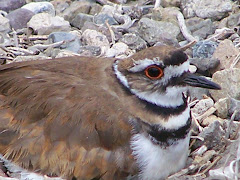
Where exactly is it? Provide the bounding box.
[0,0,239,179]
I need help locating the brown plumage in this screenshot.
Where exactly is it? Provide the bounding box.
[0,46,220,179]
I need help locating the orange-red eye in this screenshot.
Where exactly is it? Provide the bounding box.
[145,65,163,80]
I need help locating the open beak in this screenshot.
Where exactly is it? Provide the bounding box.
[183,72,221,90]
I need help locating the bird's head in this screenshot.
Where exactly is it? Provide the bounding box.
[114,45,221,107]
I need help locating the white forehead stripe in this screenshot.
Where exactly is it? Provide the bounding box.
[159,61,189,86]
[129,58,164,73]
[113,60,129,88]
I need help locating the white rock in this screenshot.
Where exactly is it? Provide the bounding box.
[0,15,10,32]
[82,29,110,55]
[27,13,71,35]
[105,42,129,58]
[22,2,55,16]
[191,98,214,117]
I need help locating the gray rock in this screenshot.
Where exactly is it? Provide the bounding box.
[120,33,147,51]
[78,46,101,56]
[194,0,232,20]
[0,15,11,32]
[189,57,220,76]
[197,121,225,151]
[191,98,214,117]
[61,1,91,22]
[48,32,82,53]
[229,98,240,120]
[214,98,230,119]
[210,68,240,102]
[71,13,93,30]
[181,0,232,20]
[94,14,118,25]
[21,2,55,15]
[138,18,180,46]
[188,87,210,100]
[186,17,214,40]
[225,13,240,28]
[192,40,218,59]
[27,13,71,35]
[6,8,34,30]
[212,39,240,69]
[81,29,110,51]
[0,0,26,13]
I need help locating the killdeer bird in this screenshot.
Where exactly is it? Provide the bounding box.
[0,45,220,180]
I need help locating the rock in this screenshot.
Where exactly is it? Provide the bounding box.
[105,42,128,58]
[61,1,91,22]
[192,40,218,59]
[189,57,220,76]
[6,8,34,30]
[186,17,214,40]
[209,138,240,179]
[219,13,240,28]
[81,29,110,55]
[89,3,102,15]
[202,115,224,127]
[55,49,80,58]
[93,13,118,25]
[0,15,11,32]
[119,33,147,51]
[229,98,240,120]
[21,2,55,15]
[198,121,225,151]
[181,0,233,20]
[78,46,101,56]
[188,87,210,100]
[51,0,70,16]
[71,13,93,30]
[161,0,181,7]
[194,0,232,20]
[13,55,50,62]
[212,39,240,69]
[27,13,71,35]
[48,31,82,53]
[0,0,26,13]
[138,18,180,46]
[214,98,230,119]
[210,68,240,101]
[191,98,214,117]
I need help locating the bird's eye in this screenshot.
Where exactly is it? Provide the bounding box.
[144,65,163,80]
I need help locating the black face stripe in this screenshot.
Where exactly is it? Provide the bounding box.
[148,116,191,147]
[139,93,188,117]
[163,50,188,66]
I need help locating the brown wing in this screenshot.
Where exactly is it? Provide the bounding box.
[0,57,134,179]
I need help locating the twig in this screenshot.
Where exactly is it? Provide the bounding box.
[206,28,235,41]
[189,99,199,107]
[30,40,70,51]
[191,112,204,132]
[230,52,240,69]
[176,11,197,42]
[12,30,19,48]
[201,156,222,175]
[23,35,48,41]
[7,47,35,56]
[0,56,14,61]
[196,107,217,124]
[105,20,116,45]
[113,13,137,31]
[226,110,237,139]
[154,0,161,9]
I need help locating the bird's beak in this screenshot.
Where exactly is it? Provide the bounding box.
[183,72,221,90]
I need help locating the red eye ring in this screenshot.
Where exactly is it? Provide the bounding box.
[144,65,164,80]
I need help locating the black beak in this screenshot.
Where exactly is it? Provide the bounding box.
[183,72,221,90]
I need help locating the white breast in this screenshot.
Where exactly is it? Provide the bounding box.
[131,133,190,180]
